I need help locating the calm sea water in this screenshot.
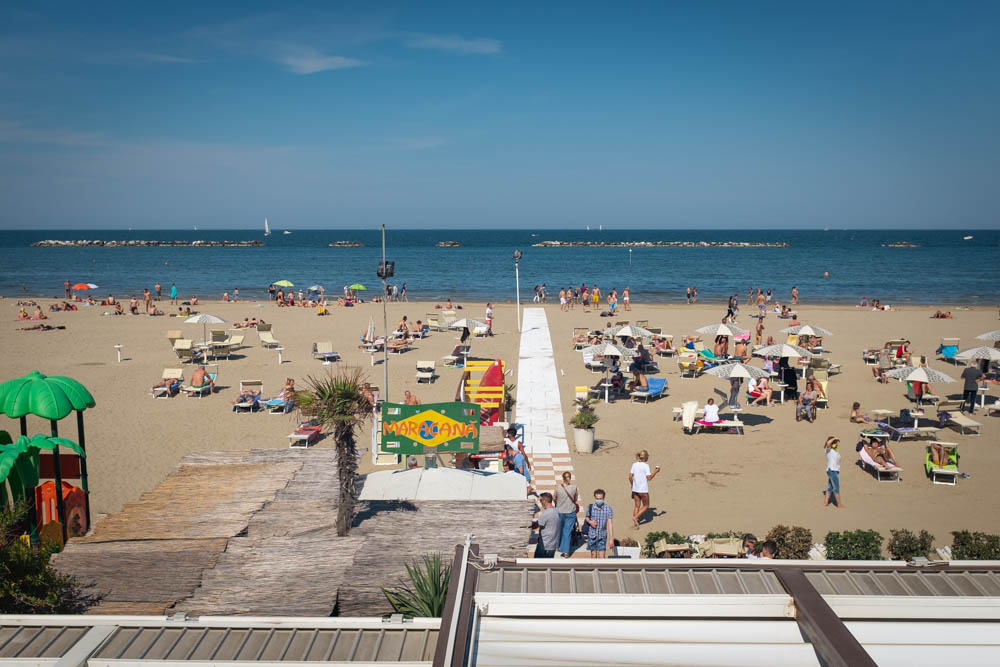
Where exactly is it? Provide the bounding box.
[1,229,998,305]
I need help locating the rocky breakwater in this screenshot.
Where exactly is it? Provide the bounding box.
[328,241,364,247]
[531,240,789,248]
[31,239,264,247]
[436,241,462,247]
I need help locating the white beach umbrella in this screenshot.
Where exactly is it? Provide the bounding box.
[364,315,376,344]
[956,346,1000,362]
[604,324,653,339]
[885,366,956,384]
[582,342,630,358]
[447,318,488,330]
[185,313,225,344]
[780,324,833,336]
[696,322,749,337]
[704,362,770,379]
[753,343,814,359]
[975,330,1000,342]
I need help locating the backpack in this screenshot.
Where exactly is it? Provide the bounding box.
[580,504,594,537]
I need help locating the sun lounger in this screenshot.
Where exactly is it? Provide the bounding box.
[905,383,939,405]
[264,397,292,414]
[937,337,961,365]
[172,339,204,364]
[944,412,981,436]
[875,420,940,441]
[677,351,700,378]
[415,360,436,383]
[288,424,322,448]
[312,341,340,363]
[388,339,412,354]
[210,329,227,343]
[152,368,184,398]
[630,377,668,403]
[426,313,443,331]
[582,351,606,373]
[166,330,182,347]
[225,333,245,351]
[857,447,903,482]
[259,330,281,349]
[673,405,704,421]
[925,442,959,485]
[233,380,262,413]
[181,365,217,398]
[693,419,744,435]
[572,328,590,350]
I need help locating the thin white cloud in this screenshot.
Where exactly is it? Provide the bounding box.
[131,52,199,64]
[0,121,106,147]
[404,33,501,55]
[273,45,365,74]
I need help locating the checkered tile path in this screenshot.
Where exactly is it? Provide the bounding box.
[528,452,575,496]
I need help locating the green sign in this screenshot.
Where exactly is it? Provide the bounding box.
[380,401,480,455]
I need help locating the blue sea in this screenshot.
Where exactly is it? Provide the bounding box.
[1,229,998,305]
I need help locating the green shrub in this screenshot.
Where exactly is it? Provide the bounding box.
[642,531,690,557]
[704,530,745,540]
[824,530,884,560]
[766,525,813,560]
[951,531,1000,560]
[887,529,934,561]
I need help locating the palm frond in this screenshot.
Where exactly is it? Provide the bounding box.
[381,554,451,617]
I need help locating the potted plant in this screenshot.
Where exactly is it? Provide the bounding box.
[503,383,516,424]
[570,397,599,453]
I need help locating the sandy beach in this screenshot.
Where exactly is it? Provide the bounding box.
[2,295,998,551]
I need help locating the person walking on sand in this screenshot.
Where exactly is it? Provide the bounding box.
[554,471,579,557]
[155,282,162,301]
[823,437,844,509]
[623,286,630,311]
[686,286,691,304]
[584,488,614,558]
[64,279,71,299]
[629,450,660,528]
[485,302,494,336]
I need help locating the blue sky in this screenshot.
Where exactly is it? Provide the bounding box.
[1,1,998,229]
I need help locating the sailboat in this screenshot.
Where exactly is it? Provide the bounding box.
[283,230,292,235]
[963,235,974,240]
[264,218,271,237]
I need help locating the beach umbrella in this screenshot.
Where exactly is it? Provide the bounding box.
[975,330,1000,342]
[364,315,376,344]
[704,362,770,379]
[604,324,653,339]
[447,318,488,331]
[349,283,367,291]
[273,280,294,288]
[956,346,1000,362]
[780,324,833,336]
[885,365,955,384]
[696,323,749,337]
[70,283,93,290]
[185,313,225,343]
[753,343,814,359]
[308,284,324,293]
[582,342,630,358]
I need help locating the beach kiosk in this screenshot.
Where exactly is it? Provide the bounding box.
[379,401,480,468]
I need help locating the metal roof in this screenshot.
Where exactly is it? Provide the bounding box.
[0,624,90,659]
[805,568,1000,597]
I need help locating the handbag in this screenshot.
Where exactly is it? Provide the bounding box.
[580,504,593,537]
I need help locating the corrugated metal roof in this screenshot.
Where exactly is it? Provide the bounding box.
[0,624,89,659]
[476,566,785,595]
[805,569,1000,597]
[90,626,438,662]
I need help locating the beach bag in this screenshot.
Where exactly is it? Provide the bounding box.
[580,504,594,538]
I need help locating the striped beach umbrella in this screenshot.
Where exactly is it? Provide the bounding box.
[975,330,1000,342]
[447,318,488,331]
[885,366,955,384]
[696,323,749,337]
[703,362,770,379]
[780,324,833,336]
[582,342,630,358]
[753,343,814,359]
[604,324,653,338]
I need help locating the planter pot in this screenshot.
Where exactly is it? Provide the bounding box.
[505,410,513,424]
[573,427,595,454]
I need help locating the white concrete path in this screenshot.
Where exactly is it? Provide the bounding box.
[515,308,569,455]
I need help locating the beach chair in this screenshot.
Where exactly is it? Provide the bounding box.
[937,337,960,365]
[944,412,981,436]
[259,329,281,349]
[233,380,262,413]
[441,309,457,321]
[630,377,668,403]
[210,329,227,343]
[209,335,232,360]
[287,423,322,448]
[693,417,744,435]
[679,401,699,433]
[654,335,675,358]
[857,447,903,482]
[312,341,340,364]
[905,382,939,406]
[166,330,182,348]
[572,327,590,350]
[677,351,700,378]
[426,313,443,331]
[415,360,436,383]
[152,368,184,398]
[635,320,649,329]
[225,332,245,351]
[173,339,204,364]
[443,346,469,367]
[181,364,217,398]
[388,339,412,354]
[582,351,606,373]
[925,442,959,485]
[264,397,292,415]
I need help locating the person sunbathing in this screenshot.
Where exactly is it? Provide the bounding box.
[361,383,376,405]
[16,307,30,321]
[231,389,260,406]
[748,377,773,406]
[699,398,720,425]
[114,302,124,315]
[733,339,748,360]
[151,376,183,395]
[403,390,420,406]
[796,380,818,422]
[147,304,163,316]
[190,295,199,305]
[188,366,215,396]
[653,336,674,355]
[858,437,897,468]
[929,442,955,467]
[32,306,47,320]
[931,310,953,319]
[850,401,871,423]
[628,371,649,398]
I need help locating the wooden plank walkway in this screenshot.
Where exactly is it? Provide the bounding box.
[54,448,534,617]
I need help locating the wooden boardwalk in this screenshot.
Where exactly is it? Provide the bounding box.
[54,449,533,617]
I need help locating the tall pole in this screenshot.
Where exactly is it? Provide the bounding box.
[76,410,90,531]
[513,250,522,334]
[381,224,389,402]
[49,420,67,543]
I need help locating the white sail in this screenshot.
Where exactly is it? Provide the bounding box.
[264,218,271,236]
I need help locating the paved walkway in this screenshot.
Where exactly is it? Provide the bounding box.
[515,308,574,495]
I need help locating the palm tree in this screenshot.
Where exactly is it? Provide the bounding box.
[294,368,374,536]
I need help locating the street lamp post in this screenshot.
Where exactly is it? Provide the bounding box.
[513,250,523,333]
[377,225,394,402]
